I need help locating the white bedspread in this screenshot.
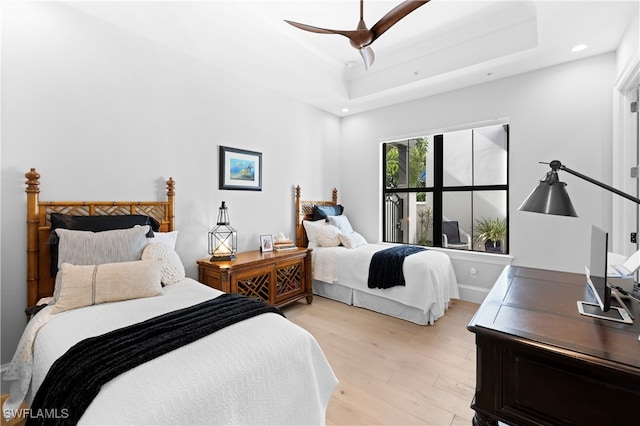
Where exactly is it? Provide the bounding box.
[312,244,459,323]
[3,278,337,425]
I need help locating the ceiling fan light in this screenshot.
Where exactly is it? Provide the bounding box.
[360,46,375,69]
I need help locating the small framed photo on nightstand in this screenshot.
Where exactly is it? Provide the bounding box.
[260,234,273,252]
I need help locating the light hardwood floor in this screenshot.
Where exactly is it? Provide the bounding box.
[284,296,480,426]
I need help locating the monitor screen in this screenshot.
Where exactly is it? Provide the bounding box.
[587,225,611,311]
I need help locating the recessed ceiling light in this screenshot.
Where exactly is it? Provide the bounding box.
[572,44,587,52]
[341,107,349,113]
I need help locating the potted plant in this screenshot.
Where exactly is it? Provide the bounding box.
[474,217,506,253]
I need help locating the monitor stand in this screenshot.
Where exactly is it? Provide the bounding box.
[576,298,633,324]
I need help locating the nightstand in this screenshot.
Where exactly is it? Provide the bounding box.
[197,248,312,308]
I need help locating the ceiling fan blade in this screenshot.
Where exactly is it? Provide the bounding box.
[360,46,375,69]
[369,0,430,43]
[284,20,357,38]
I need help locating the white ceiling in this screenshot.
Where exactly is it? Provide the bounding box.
[65,0,639,117]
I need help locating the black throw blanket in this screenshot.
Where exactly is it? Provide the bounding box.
[368,245,427,289]
[27,293,283,426]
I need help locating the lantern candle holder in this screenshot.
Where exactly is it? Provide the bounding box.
[208,201,237,261]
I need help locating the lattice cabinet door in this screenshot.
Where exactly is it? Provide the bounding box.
[274,258,305,305]
[232,266,273,304]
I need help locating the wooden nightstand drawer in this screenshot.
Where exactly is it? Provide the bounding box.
[197,248,312,308]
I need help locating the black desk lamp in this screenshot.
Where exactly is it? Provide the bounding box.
[520,160,640,330]
[519,160,640,216]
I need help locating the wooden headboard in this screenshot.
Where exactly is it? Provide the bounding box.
[294,185,338,248]
[25,168,176,307]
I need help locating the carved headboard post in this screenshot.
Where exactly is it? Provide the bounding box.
[294,185,339,249]
[295,185,304,248]
[25,168,41,307]
[167,177,176,232]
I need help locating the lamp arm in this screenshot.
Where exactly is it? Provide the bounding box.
[551,160,640,205]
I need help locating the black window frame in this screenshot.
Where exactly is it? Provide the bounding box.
[382,125,510,254]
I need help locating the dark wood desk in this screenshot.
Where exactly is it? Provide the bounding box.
[468,266,640,426]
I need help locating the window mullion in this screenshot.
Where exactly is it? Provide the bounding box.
[433,134,444,248]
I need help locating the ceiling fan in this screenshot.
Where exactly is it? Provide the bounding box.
[285,0,430,69]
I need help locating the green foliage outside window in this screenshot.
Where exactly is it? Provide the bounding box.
[385,137,428,202]
[385,144,399,188]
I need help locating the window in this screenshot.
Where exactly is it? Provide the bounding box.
[383,123,509,253]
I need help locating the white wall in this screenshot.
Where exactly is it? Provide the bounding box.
[0,2,341,364]
[615,4,639,78]
[612,4,640,256]
[340,53,616,275]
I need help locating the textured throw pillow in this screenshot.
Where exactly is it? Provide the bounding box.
[302,219,328,248]
[317,225,341,247]
[146,231,179,250]
[49,214,159,278]
[312,204,344,221]
[56,225,149,267]
[51,260,163,314]
[142,243,185,285]
[328,215,354,234]
[338,231,368,249]
[53,225,150,301]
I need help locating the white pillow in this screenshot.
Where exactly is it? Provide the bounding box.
[338,231,368,249]
[142,243,185,285]
[146,231,178,250]
[54,225,150,301]
[317,225,341,247]
[328,215,354,234]
[51,260,163,314]
[302,219,328,248]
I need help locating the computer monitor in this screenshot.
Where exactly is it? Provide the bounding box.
[587,225,610,311]
[577,225,633,324]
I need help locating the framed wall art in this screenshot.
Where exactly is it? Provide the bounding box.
[219,146,262,191]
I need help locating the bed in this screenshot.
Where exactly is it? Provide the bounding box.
[295,185,459,325]
[2,169,337,425]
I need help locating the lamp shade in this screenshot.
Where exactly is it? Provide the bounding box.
[518,171,578,217]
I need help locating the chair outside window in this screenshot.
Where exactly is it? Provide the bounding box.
[442,221,471,250]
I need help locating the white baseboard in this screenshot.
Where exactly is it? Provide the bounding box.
[458,283,490,304]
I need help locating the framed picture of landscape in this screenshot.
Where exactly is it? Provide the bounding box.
[219,145,262,191]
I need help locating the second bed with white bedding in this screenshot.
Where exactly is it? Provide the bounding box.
[311,243,460,325]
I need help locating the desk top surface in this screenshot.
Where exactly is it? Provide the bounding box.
[468,266,640,371]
